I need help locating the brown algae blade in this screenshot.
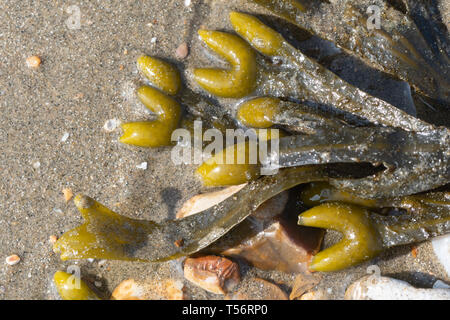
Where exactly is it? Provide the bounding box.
[54,167,328,262]
[230,11,434,132]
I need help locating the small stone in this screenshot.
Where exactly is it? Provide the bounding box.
[184,256,240,295]
[184,0,191,6]
[411,245,418,258]
[123,49,128,55]
[26,55,41,68]
[151,37,157,44]
[103,119,120,132]
[62,188,73,202]
[49,235,58,244]
[175,43,189,60]
[6,255,20,266]
[61,132,70,142]
[32,161,41,169]
[136,162,148,170]
[174,239,184,247]
[98,259,107,267]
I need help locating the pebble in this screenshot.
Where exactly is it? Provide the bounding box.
[62,188,73,202]
[175,43,189,60]
[345,275,450,300]
[103,119,120,132]
[184,0,191,6]
[32,161,41,169]
[431,234,450,277]
[136,162,148,170]
[151,37,157,44]
[49,235,58,244]
[61,132,70,142]
[26,55,41,68]
[5,255,21,266]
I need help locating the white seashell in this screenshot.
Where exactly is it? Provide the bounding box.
[345,275,450,300]
[432,234,450,277]
[176,184,247,219]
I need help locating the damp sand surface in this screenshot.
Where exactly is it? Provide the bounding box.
[0,0,448,299]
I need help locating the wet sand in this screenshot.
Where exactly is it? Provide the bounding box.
[0,0,448,299]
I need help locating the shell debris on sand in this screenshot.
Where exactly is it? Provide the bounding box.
[184,255,240,295]
[176,43,189,60]
[62,188,73,202]
[49,235,58,244]
[432,234,450,277]
[290,273,321,300]
[136,162,148,170]
[26,55,41,68]
[60,132,70,142]
[345,275,450,300]
[5,255,21,266]
[103,119,121,132]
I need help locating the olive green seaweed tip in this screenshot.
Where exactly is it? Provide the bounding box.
[53,270,101,300]
[73,194,94,210]
[298,203,384,272]
[198,29,214,39]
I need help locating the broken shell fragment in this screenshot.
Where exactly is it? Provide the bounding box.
[289,273,321,300]
[5,254,20,266]
[176,184,247,219]
[183,255,240,295]
[26,55,41,68]
[112,278,186,300]
[345,275,450,300]
[62,188,74,203]
[299,290,329,300]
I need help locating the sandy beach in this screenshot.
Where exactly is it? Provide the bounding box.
[0,0,448,299]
